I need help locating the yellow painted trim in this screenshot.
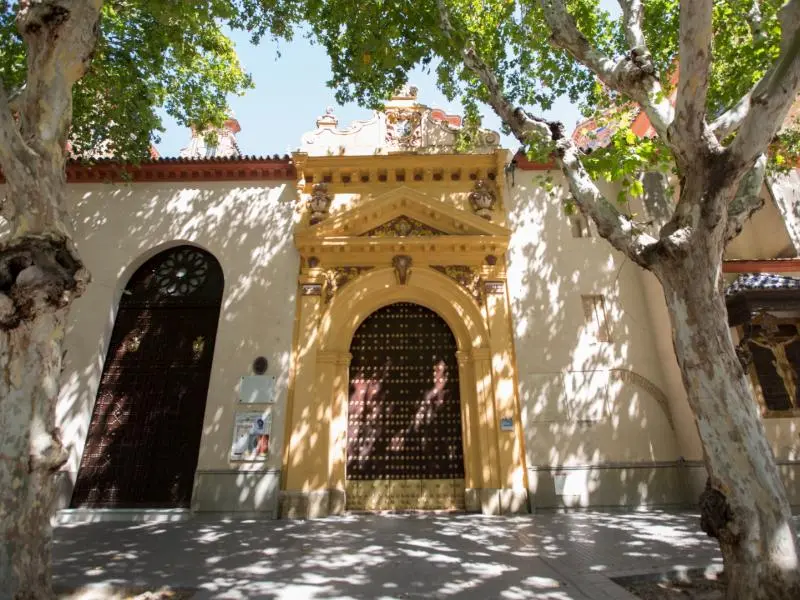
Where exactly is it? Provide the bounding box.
[299,186,511,239]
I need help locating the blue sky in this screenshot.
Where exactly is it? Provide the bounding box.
[156,32,590,158]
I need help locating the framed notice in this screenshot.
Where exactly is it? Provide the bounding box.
[239,375,277,404]
[230,411,272,462]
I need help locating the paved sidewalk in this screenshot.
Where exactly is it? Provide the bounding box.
[53,511,726,600]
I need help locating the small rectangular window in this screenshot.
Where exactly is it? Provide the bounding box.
[570,213,591,238]
[581,295,611,343]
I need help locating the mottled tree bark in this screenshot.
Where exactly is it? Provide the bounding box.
[656,231,800,599]
[0,311,69,600]
[0,2,101,598]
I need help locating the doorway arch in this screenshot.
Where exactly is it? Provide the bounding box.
[71,245,223,508]
[346,301,465,510]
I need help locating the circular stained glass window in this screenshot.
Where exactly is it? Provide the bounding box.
[154,248,209,297]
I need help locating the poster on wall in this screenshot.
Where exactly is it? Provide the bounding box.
[230,411,272,461]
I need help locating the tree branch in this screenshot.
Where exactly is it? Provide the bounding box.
[436,0,552,146]
[746,0,768,45]
[436,0,659,268]
[16,0,103,162]
[670,0,716,162]
[617,0,646,50]
[729,0,800,170]
[539,0,674,139]
[555,138,659,267]
[725,153,767,244]
[710,85,759,139]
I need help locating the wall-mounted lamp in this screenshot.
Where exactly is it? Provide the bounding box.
[504,157,518,187]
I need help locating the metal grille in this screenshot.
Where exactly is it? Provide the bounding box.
[70,246,223,508]
[347,302,464,482]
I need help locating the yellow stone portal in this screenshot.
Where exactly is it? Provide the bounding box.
[279,149,529,517]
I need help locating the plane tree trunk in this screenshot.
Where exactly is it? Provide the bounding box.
[0,2,101,598]
[653,172,800,600]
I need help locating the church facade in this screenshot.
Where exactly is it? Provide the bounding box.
[41,89,800,519]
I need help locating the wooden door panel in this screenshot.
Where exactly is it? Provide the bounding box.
[71,246,222,509]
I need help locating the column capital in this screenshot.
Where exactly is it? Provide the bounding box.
[456,350,472,366]
[471,347,492,362]
[317,350,352,366]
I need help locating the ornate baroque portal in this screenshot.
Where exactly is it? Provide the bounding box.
[280,93,528,517]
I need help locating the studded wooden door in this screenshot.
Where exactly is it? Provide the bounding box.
[346,302,465,510]
[71,246,223,508]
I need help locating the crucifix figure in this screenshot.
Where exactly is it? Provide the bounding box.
[750,314,800,407]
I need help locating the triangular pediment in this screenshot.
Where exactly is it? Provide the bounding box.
[299,186,510,239]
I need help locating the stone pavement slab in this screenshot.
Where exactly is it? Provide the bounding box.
[53,511,728,600]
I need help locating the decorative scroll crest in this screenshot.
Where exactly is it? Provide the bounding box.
[431,266,483,306]
[308,182,332,225]
[323,266,373,304]
[386,109,423,150]
[469,179,497,220]
[392,255,413,285]
[363,215,446,238]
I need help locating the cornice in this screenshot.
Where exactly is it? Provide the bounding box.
[0,156,296,184]
[723,258,800,273]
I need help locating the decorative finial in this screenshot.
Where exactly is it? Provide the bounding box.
[316,107,338,128]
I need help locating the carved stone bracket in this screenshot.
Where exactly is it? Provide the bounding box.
[392,255,412,285]
[323,266,373,304]
[469,179,497,220]
[431,265,483,305]
[308,182,332,225]
[301,283,322,296]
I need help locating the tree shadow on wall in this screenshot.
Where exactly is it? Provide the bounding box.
[57,180,300,513]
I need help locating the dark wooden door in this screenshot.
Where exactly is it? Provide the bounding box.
[71,246,223,508]
[346,302,464,509]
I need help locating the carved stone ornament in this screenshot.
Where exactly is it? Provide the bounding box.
[392,255,413,285]
[323,267,373,304]
[484,280,505,295]
[393,84,419,99]
[431,266,483,305]
[301,283,322,296]
[363,215,446,238]
[469,179,497,220]
[308,182,332,225]
[386,109,422,149]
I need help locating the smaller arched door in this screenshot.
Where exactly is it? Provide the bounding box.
[346,302,465,510]
[71,246,223,508]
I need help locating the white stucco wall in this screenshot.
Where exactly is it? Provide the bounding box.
[505,170,687,506]
[55,179,299,510]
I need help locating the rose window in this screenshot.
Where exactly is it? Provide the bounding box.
[154,248,209,297]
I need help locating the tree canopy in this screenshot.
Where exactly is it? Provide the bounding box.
[0,0,301,160]
[304,0,798,195]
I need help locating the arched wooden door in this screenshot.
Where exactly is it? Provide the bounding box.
[346,302,465,510]
[71,246,223,508]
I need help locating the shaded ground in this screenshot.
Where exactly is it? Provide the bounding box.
[621,578,724,599]
[55,586,195,600]
[53,511,732,599]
